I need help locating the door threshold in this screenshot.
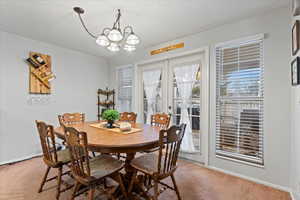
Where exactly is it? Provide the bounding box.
[179,155,205,166]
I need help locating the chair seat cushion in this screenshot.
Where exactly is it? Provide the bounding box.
[89,154,124,179]
[56,149,71,164]
[130,153,165,175]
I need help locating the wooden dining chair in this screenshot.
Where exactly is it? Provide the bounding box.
[35,120,73,200]
[117,112,138,159]
[58,113,85,126]
[58,113,98,156]
[119,112,137,123]
[151,113,171,130]
[64,126,128,200]
[129,124,186,200]
[143,113,171,153]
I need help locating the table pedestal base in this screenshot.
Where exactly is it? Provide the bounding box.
[114,153,152,199]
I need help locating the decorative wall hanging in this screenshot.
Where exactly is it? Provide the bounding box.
[292,57,300,86]
[27,95,52,106]
[292,20,300,56]
[26,52,55,94]
[150,43,184,55]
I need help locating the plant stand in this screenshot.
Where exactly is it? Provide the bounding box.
[97,88,115,121]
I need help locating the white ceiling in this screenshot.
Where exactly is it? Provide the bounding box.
[0,0,288,58]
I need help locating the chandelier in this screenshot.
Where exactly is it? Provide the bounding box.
[73,7,140,52]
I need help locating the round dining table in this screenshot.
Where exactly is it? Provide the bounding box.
[54,121,161,196]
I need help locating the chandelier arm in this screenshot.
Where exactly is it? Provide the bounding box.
[102,28,111,35]
[123,26,134,35]
[77,12,97,39]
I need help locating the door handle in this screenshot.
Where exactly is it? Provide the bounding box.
[168,106,172,116]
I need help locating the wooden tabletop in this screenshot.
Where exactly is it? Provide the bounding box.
[54,121,160,153]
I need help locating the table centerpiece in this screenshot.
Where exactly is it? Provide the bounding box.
[102,109,119,128]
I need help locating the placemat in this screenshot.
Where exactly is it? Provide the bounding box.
[89,123,142,134]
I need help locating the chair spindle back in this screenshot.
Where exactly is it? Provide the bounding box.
[64,127,91,180]
[58,113,85,126]
[119,112,137,123]
[151,113,171,130]
[36,120,58,165]
[157,124,186,175]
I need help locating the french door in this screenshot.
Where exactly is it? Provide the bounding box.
[137,50,209,164]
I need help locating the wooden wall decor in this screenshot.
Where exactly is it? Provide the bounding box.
[27,52,54,94]
[150,42,184,55]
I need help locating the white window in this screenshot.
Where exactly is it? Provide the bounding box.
[117,66,134,112]
[215,35,264,165]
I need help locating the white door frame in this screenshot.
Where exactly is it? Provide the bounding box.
[134,47,210,166]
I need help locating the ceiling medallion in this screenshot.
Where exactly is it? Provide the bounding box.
[73,7,140,52]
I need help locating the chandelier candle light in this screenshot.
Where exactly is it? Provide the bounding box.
[73,7,140,52]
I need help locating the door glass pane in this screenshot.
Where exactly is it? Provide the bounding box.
[172,64,201,155]
[143,70,162,124]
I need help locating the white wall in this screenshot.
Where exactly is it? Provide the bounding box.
[0,31,109,164]
[291,11,300,200]
[108,7,291,188]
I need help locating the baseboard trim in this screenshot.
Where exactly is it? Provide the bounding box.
[0,153,42,166]
[207,166,290,193]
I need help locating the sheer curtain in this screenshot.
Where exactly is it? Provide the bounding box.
[143,70,161,124]
[174,64,198,153]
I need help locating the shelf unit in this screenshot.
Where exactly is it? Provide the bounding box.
[97,88,115,120]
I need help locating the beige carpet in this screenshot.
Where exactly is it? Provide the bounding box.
[0,157,291,200]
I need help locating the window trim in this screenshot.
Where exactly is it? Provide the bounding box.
[215,34,265,49]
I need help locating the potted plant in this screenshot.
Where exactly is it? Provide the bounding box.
[102,109,119,128]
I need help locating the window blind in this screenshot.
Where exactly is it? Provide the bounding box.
[117,66,134,112]
[215,35,264,165]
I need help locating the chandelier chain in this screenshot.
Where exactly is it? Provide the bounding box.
[76,12,97,39]
[113,9,121,30]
